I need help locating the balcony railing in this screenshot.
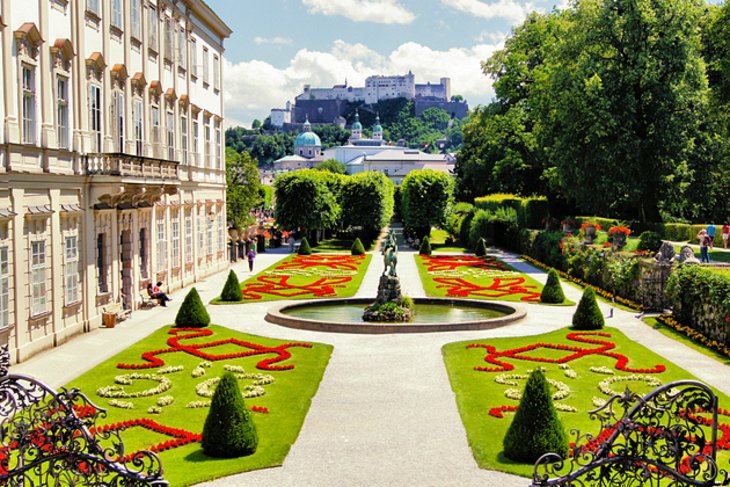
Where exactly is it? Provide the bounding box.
[85,153,179,180]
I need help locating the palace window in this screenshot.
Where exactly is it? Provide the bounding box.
[185,213,193,263]
[96,233,108,293]
[133,98,144,155]
[198,212,205,258]
[64,236,79,304]
[156,217,167,272]
[131,0,141,39]
[112,90,124,152]
[57,76,69,149]
[191,39,197,78]
[139,227,148,279]
[31,240,46,316]
[151,104,160,154]
[207,216,213,256]
[111,0,123,29]
[172,214,180,268]
[213,54,220,92]
[177,28,187,68]
[202,47,209,85]
[167,110,175,160]
[22,66,36,144]
[0,246,8,329]
[215,122,222,169]
[148,5,158,49]
[192,119,199,164]
[181,115,188,165]
[164,17,173,61]
[87,0,100,16]
[89,84,102,152]
[204,123,211,168]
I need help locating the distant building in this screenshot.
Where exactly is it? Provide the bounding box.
[270,72,467,127]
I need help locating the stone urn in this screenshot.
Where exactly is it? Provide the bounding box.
[584,225,597,244]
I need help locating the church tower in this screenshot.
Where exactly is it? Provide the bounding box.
[350,110,363,141]
[372,114,383,141]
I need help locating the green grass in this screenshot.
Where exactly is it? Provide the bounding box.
[66,325,332,486]
[230,253,372,302]
[429,228,468,253]
[672,245,730,263]
[443,326,730,478]
[643,317,730,367]
[311,237,372,253]
[415,254,550,304]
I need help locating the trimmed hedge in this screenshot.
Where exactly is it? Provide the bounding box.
[175,288,210,328]
[475,237,488,257]
[298,237,312,255]
[220,270,243,302]
[637,231,663,252]
[201,372,258,458]
[473,194,548,229]
[572,288,604,330]
[540,269,565,304]
[419,236,432,256]
[351,237,366,255]
[503,369,569,463]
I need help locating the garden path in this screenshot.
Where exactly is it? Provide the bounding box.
[12,242,730,487]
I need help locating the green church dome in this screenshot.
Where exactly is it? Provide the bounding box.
[294,131,321,147]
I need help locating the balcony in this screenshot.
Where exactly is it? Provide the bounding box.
[85,153,179,181]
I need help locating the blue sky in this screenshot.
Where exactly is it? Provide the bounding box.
[207,0,723,128]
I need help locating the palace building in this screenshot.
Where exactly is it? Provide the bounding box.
[0,0,231,362]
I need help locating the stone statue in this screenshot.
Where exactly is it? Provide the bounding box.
[382,230,398,277]
[654,242,676,263]
[675,245,700,265]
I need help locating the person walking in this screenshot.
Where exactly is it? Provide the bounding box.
[722,223,729,249]
[697,229,711,263]
[247,248,256,272]
[707,223,717,249]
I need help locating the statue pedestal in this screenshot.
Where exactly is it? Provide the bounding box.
[363,274,412,322]
[375,274,402,304]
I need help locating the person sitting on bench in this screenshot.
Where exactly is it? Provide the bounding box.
[147,282,172,307]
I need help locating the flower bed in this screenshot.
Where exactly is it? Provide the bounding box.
[415,255,544,303]
[442,327,730,478]
[66,325,332,486]
[236,254,372,302]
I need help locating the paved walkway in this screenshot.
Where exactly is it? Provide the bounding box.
[12,238,730,487]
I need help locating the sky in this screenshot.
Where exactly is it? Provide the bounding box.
[206,0,723,128]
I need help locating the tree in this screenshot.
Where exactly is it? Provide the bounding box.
[540,269,565,304]
[201,372,258,458]
[226,149,262,229]
[298,237,312,255]
[420,107,451,131]
[315,159,347,174]
[419,236,432,256]
[274,170,341,236]
[503,369,568,463]
[572,288,604,330]
[340,172,395,238]
[401,169,454,237]
[251,119,262,130]
[351,237,365,255]
[174,288,210,328]
[220,270,243,302]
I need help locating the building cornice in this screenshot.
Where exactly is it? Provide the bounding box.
[183,0,232,40]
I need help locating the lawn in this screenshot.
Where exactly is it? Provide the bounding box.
[671,244,730,263]
[443,327,730,478]
[415,254,550,303]
[230,253,371,302]
[428,228,468,253]
[66,325,333,486]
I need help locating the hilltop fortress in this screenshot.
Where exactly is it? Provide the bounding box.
[270,72,468,128]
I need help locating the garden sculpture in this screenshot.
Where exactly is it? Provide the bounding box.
[654,241,676,263]
[676,245,700,265]
[382,230,398,277]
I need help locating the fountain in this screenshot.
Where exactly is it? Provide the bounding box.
[265,231,527,334]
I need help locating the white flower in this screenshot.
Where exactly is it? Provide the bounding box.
[598,375,663,397]
[97,373,172,398]
[589,366,615,375]
[157,395,175,407]
[148,405,163,414]
[158,365,184,374]
[108,399,135,409]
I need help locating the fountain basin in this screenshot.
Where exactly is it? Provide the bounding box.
[266,297,526,334]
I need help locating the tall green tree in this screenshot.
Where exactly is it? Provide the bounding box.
[226,148,262,229]
[341,172,395,237]
[401,169,454,236]
[274,170,341,235]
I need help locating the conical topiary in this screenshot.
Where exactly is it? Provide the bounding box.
[503,369,569,463]
[572,287,604,330]
[475,237,488,257]
[351,237,366,256]
[419,236,432,256]
[540,269,565,304]
[174,287,210,328]
[201,372,258,458]
[298,237,312,255]
[220,270,243,302]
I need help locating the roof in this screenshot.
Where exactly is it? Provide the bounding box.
[294,131,322,147]
[364,150,450,162]
[274,155,310,163]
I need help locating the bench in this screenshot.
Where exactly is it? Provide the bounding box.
[102,302,131,324]
[139,292,160,309]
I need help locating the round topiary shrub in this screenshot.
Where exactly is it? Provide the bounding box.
[351,237,366,256]
[540,269,565,304]
[220,270,243,302]
[201,372,258,458]
[572,287,604,330]
[503,369,569,463]
[419,236,432,256]
[637,231,663,252]
[475,237,488,257]
[174,288,210,328]
[298,237,312,255]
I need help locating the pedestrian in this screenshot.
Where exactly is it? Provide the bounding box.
[247,247,256,272]
[147,281,172,307]
[722,223,729,250]
[288,234,295,253]
[707,223,717,249]
[697,229,711,263]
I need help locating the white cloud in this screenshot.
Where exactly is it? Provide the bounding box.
[223,40,501,127]
[441,0,533,23]
[253,36,294,46]
[302,0,415,24]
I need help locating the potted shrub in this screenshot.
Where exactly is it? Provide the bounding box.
[608,226,631,250]
[581,222,601,244]
[561,218,576,233]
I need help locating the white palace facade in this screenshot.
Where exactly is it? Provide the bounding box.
[0,0,231,362]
